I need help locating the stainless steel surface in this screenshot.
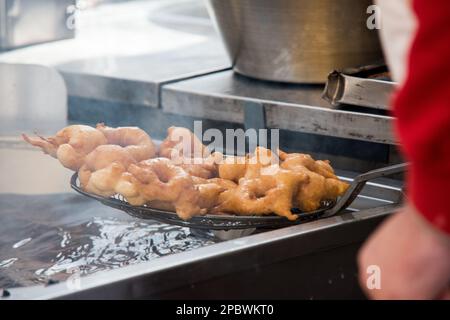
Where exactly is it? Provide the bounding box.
[0,0,231,107]
[0,138,72,194]
[0,63,67,136]
[206,0,383,83]
[162,70,396,144]
[5,203,397,299]
[59,42,230,107]
[323,71,397,110]
[0,0,74,50]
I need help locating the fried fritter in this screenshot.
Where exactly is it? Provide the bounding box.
[96,123,156,161]
[123,158,204,220]
[22,125,108,171]
[159,126,209,159]
[194,177,237,211]
[280,151,349,212]
[216,164,308,220]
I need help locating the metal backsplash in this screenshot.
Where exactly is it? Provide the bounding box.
[0,0,75,51]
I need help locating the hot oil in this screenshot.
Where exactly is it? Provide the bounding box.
[0,194,218,288]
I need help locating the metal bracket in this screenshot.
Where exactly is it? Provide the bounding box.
[243,101,266,131]
[243,101,268,149]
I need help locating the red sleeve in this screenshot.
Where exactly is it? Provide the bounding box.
[394,0,450,235]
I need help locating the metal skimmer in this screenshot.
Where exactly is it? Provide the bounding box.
[71,163,407,230]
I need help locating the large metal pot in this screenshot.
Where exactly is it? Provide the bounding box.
[206,0,383,83]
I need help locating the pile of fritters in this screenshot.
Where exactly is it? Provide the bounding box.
[23,124,349,221]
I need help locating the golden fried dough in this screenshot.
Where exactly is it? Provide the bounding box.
[145,200,176,212]
[84,145,136,171]
[159,127,218,179]
[216,164,308,220]
[159,126,209,159]
[25,124,351,221]
[177,157,217,179]
[79,144,138,198]
[82,162,127,197]
[279,150,337,179]
[194,177,237,211]
[22,125,107,171]
[218,147,279,182]
[96,123,156,161]
[280,152,349,212]
[217,155,248,182]
[125,158,204,220]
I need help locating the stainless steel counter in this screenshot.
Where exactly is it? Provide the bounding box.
[60,39,230,107]
[0,0,231,107]
[0,0,396,146]
[162,70,396,144]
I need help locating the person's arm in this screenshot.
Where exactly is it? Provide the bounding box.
[358,0,450,299]
[359,204,450,299]
[395,0,450,235]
